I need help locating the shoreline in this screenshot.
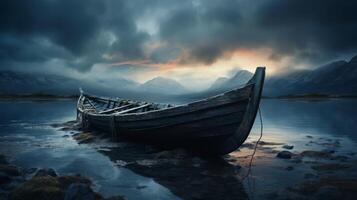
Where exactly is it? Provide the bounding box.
[0,154,124,200]
[2,117,357,199]
[52,120,357,200]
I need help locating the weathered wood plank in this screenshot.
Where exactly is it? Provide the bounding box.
[120,110,245,132]
[114,85,252,121]
[114,104,151,115]
[116,101,248,129]
[98,103,133,114]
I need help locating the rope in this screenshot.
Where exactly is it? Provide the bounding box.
[241,107,263,181]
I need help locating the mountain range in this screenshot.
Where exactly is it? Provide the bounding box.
[1,54,357,102]
[264,55,357,96]
[204,55,357,97]
[209,70,253,92]
[139,77,188,95]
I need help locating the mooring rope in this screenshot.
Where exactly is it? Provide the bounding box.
[241,107,263,181]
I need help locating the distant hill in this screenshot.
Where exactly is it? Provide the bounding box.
[176,70,254,101]
[139,76,189,95]
[0,71,185,103]
[0,70,145,96]
[264,56,357,96]
[184,56,357,100]
[0,71,84,95]
[209,70,253,92]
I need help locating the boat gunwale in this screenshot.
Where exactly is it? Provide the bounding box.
[77,83,254,118]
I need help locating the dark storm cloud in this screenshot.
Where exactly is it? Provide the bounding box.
[159,0,357,65]
[0,0,103,60]
[0,0,148,71]
[255,0,357,63]
[1,0,357,73]
[159,0,244,64]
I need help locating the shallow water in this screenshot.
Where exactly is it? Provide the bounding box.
[0,100,178,199]
[242,99,357,199]
[252,99,357,151]
[0,99,357,199]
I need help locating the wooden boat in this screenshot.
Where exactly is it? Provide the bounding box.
[77,67,265,155]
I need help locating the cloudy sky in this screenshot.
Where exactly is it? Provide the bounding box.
[1,0,357,89]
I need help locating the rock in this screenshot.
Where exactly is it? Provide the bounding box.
[4,166,102,200]
[10,176,64,200]
[64,183,96,200]
[57,175,91,189]
[282,145,294,150]
[240,142,255,149]
[34,168,58,178]
[258,141,284,146]
[52,121,80,131]
[73,132,95,144]
[0,164,20,176]
[277,151,293,159]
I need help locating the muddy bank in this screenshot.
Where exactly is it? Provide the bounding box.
[53,120,357,200]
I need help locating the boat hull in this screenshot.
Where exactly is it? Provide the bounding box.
[77,67,265,155]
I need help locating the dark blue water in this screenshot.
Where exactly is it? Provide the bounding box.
[251,99,357,152]
[1,99,357,199]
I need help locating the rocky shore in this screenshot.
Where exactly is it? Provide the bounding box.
[50,120,357,200]
[3,119,356,200]
[0,154,124,200]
